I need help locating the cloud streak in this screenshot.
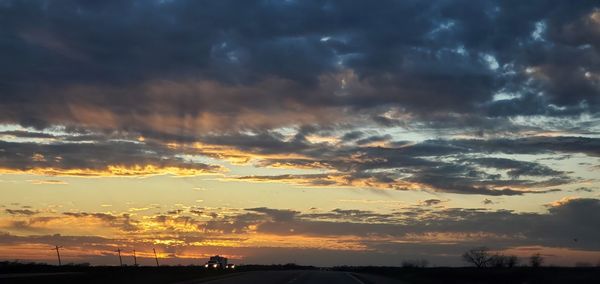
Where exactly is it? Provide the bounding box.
[1,198,599,265]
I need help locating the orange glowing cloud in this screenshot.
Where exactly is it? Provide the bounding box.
[0,164,224,177]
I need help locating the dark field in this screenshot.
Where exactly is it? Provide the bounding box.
[337,266,600,284]
[1,262,600,284]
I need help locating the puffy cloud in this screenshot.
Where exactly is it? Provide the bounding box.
[1,198,599,265]
[0,0,598,187]
[0,0,598,134]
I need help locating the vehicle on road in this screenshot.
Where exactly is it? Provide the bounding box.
[204,255,234,269]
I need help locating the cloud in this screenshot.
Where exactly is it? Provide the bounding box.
[0,130,56,139]
[0,0,598,135]
[245,208,299,222]
[355,134,392,146]
[5,209,39,216]
[0,140,223,177]
[0,124,592,194]
[205,198,600,252]
[231,135,588,195]
[0,1,597,193]
[421,199,444,206]
[469,157,565,178]
[27,179,68,185]
[0,1,598,266]
[61,212,136,231]
[449,136,600,157]
[1,198,599,265]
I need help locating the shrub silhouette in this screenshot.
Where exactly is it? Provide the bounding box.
[462,247,493,268]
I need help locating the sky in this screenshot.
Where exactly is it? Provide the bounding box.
[0,0,599,267]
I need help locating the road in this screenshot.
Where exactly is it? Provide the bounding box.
[0,272,83,279]
[177,270,401,284]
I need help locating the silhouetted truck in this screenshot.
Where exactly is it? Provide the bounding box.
[205,255,235,269]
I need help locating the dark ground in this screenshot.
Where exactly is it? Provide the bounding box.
[337,266,600,284]
[172,270,398,284]
[1,262,600,284]
[0,262,315,284]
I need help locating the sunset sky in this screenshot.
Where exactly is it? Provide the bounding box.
[1,0,599,267]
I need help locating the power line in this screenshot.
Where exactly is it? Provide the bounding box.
[116,248,123,266]
[52,245,63,266]
[133,249,138,266]
[153,248,159,267]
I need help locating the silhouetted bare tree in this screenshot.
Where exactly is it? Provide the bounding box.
[529,253,544,267]
[462,247,493,268]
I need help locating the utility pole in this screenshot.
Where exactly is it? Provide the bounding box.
[116,248,123,266]
[153,248,159,267]
[53,246,63,266]
[133,249,138,266]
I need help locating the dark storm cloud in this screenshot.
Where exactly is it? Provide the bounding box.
[355,134,392,145]
[469,157,564,178]
[5,209,39,216]
[0,130,56,139]
[236,134,592,195]
[340,131,364,142]
[573,187,594,193]
[0,140,222,175]
[0,0,599,195]
[448,136,600,157]
[0,0,598,133]
[245,207,299,222]
[0,124,591,194]
[200,131,313,154]
[196,198,600,251]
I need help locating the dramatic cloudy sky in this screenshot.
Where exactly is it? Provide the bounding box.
[1,0,599,266]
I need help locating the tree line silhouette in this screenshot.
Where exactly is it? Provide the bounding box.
[462,247,544,268]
